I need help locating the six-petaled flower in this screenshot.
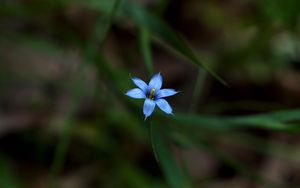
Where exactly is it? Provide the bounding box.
[126,73,178,120]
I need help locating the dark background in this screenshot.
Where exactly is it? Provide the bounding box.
[1,0,300,187]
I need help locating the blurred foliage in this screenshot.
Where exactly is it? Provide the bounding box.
[1,0,300,188]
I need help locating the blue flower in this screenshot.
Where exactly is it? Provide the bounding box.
[126,73,178,120]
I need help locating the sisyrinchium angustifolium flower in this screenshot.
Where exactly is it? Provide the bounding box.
[126,73,178,120]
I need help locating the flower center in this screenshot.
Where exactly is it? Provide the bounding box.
[149,88,155,100]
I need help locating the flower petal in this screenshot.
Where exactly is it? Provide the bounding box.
[132,77,148,93]
[155,99,173,114]
[149,73,163,90]
[125,88,146,99]
[143,98,156,119]
[156,89,178,99]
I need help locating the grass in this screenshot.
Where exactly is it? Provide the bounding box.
[0,0,300,187]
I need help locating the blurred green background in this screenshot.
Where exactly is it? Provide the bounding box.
[1,0,300,187]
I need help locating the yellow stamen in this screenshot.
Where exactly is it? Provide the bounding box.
[149,88,155,100]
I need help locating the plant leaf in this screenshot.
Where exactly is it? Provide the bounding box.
[172,109,300,131]
[86,0,228,86]
[150,122,191,188]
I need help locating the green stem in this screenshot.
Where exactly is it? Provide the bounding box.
[99,0,122,46]
[139,27,154,76]
[48,120,73,188]
[149,120,159,163]
[189,67,206,113]
[48,70,85,188]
